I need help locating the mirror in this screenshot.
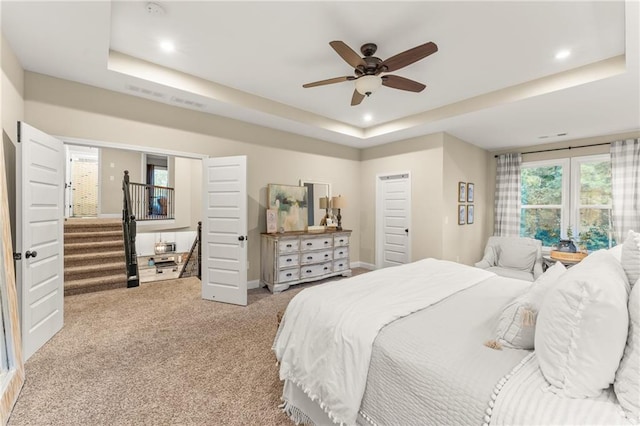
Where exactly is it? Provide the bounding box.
[300,180,331,226]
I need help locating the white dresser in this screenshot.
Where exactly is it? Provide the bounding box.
[260,230,352,293]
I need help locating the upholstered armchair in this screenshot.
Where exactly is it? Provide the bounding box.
[475,236,543,282]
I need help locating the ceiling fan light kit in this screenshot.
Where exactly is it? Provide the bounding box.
[303,40,438,106]
[355,75,382,96]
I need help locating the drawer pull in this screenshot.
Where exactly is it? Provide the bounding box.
[324,254,329,257]
[307,256,313,260]
[338,263,344,267]
[286,244,292,248]
[324,267,328,270]
[286,258,292,262]
[306,242,313,246]
[338,251,344,255]
[324,241,329,244]
[286,273,292,277]
[306,270,312,273]
[339,239,344,243]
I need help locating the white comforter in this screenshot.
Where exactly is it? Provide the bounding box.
[272,258,495,425]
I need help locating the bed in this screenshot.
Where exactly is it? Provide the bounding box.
[273,244,639,426]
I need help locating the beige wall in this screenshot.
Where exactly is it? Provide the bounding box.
[485,130,640,237]
[99,147,142,215]
[24,73,361,282]
[360,134,445,265]
[442,133,490,265]
[1,35,24,248]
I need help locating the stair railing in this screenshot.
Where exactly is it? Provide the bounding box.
[179,221,202,279]
[122,170,140,288]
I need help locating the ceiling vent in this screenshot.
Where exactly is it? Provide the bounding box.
[145,3,165,15]
[170,96,206,109]
[125,84,166,99]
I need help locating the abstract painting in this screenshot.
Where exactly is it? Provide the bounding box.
[268,184,308,232]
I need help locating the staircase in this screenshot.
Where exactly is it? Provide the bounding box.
[64,218,128,296]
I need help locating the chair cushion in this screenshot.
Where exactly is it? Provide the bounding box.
[486,266,535,282]
[497,243,538,272]
[495,261,566,349]
[535,250,629,397]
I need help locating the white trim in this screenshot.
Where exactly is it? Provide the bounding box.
[138,219,176,227]
[375,171,412,269]
[247,279,260,290]
[351,261,376,270]
[59,136,208,159]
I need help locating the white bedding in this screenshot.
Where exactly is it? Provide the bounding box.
[273,258,495,425]
[490,353,631,425]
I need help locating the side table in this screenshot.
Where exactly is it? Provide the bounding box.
[542,255,584,271]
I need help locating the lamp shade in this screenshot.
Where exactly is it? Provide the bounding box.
[355,75,382,96]
[319,196,328,209]
[331,195,346,209]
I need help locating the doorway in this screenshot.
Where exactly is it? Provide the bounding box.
[375,172,412,269]
[65,145,99,217]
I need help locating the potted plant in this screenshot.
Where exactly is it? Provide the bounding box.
[556,226,577,253]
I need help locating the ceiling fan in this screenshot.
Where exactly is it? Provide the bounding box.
[303,40,438,106]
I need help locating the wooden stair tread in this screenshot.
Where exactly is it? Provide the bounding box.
[65,250,124,260]
[64,240,124,249]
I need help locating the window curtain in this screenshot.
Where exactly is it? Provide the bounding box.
[611,139,640,242]
[494,153,522,236]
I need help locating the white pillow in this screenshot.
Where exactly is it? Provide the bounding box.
[609,244,623,263]
[622,230,640,288]
[614,279,639,422]
[497,243,537,272]
[535,250,629,397]
[495,262,566,349]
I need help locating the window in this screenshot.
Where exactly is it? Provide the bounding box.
[520,154,613,250]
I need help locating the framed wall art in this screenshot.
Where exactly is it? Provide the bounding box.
[458,205,466,225]
[467,183,474,203]
[467,204,475,224]
[458,182,466,203]
[267,184,308,232]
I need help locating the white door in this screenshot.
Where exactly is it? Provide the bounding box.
[376,172,411,269]
[201,156,248,306]
[16,122,64,361]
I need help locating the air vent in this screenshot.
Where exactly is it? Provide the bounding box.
[170,96,206,109]
[125,84,166,99]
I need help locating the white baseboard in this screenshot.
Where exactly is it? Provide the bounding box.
[98,213,120,218]
[351,261,376,270]
[248,279,260,290]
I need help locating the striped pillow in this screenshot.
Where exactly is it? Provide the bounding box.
[622,230,640,288]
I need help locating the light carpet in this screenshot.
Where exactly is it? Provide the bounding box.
[9,270,367,425]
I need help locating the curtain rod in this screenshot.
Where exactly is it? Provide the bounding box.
[493,141,611,158]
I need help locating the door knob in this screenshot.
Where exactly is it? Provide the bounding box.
[238,236,245,241]
[26,250,38,259]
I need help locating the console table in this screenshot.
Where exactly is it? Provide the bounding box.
[260,229,352,293]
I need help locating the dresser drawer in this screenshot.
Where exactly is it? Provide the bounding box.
[301,249,332,265]
[278,239,300,253]
[300,262,332,278]
[334,233,350,247]
[333,259,349,272]
[334,246,349,260]
[278,268,300,283]
[301,236,333,251]
[278,253,299,268]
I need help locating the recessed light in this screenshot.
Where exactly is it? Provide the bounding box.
[555,49,571,60]
[363,114,373,122]
[160,40,175,53]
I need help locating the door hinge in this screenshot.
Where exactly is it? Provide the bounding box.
[13,253,21,261]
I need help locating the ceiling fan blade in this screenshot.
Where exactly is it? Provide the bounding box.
[330,41,366,69]
[303,76,354,88]
[382,75,426,92]
[351,89,365,106]
[381,42,438,72]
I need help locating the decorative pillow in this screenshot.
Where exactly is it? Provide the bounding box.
[495,262,566,349]
[622,230,640,288]
[615,281,640,422]
[497,243,538,272]
[609,244,623,263]
[535,250,629,398]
